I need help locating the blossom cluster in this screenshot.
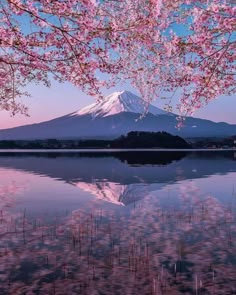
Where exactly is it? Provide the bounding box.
[0,0,235,115]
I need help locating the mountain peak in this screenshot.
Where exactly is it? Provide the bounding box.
[73,90,169,118]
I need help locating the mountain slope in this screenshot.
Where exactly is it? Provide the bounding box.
[0,91,235,139]
[75,91,170,117]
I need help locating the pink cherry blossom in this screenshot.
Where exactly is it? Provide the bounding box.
[0,0,235,116]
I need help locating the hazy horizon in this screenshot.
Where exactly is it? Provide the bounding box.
[1,81,236,130]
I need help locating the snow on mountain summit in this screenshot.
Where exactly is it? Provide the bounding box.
[1,89,236,140]
[73,90,169,117]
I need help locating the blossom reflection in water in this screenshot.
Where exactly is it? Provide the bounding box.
[0,151,236,294]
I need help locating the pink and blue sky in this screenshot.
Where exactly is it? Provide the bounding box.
[1,11,235,130]
[0,80,235,130]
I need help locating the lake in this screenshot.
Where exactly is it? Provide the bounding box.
[0,150,236,294]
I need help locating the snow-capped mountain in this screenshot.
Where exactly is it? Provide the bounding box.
[0,90,235,139]
[75,91,170,117]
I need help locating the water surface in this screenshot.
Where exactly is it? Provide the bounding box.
[0,151,236,294]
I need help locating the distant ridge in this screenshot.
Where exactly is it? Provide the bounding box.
[0,90,235,139]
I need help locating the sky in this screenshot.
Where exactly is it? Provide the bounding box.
[1,5,235,130]
[0,80,235,130]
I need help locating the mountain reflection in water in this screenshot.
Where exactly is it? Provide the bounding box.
[0,151,236,294]
[0,151,235,206]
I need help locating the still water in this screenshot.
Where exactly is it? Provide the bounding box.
[0,151,236,294]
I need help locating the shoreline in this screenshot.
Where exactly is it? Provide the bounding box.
[0,148,235,153]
